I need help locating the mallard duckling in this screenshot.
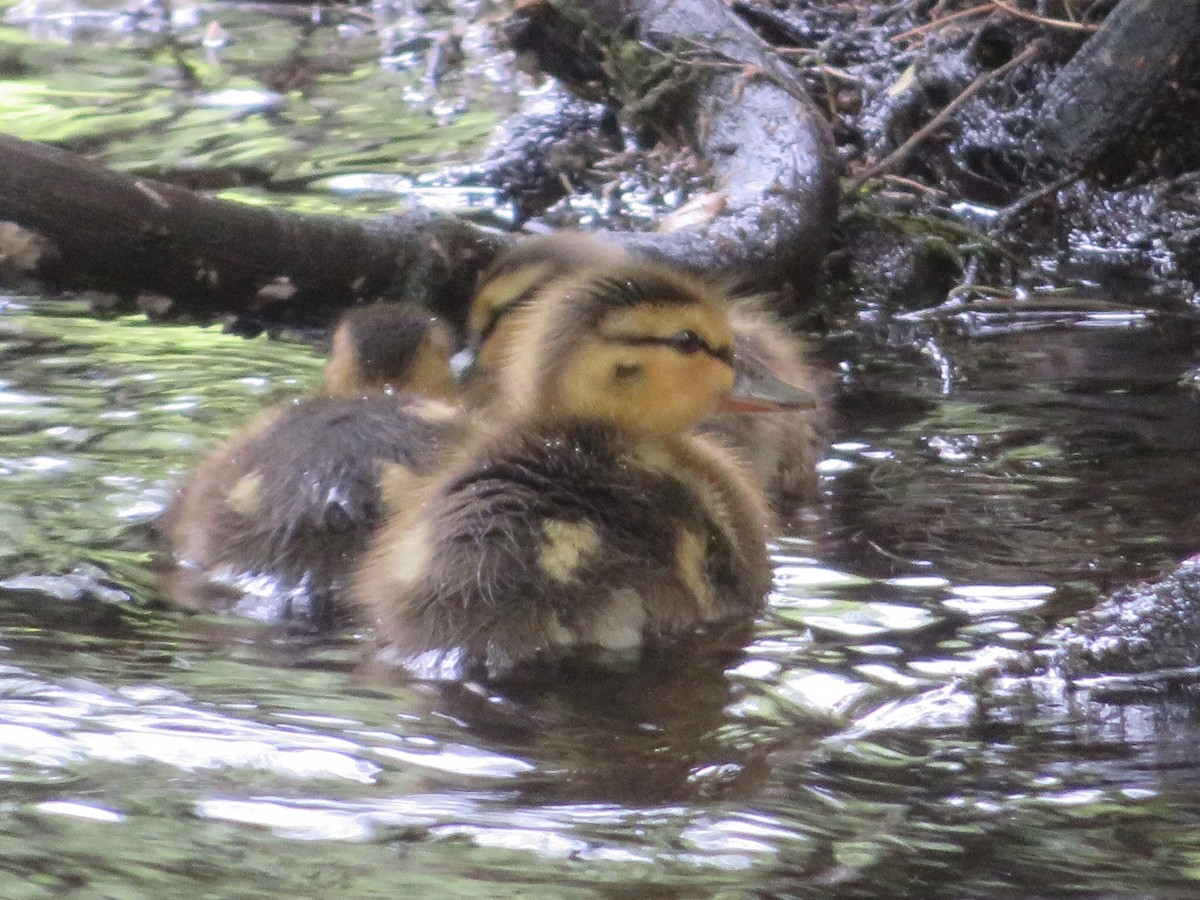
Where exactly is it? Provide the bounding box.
[460,231,630,406]
[324,301,455,401]
[354,261,815,678]
[163,303,463,626]
[462,232,826,509]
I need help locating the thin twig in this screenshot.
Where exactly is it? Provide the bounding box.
[989,0,1098,31]
[815,64,863,83]
[882,173,947,196]
[891,4,992,43]
[989,170,1080,234]
[851,40,1043,191]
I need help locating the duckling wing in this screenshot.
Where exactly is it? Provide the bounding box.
[166,395,462,624]
[242,396,455,542]
[359,422,769,676]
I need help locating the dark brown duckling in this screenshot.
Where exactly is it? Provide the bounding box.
[162,303,464,627]
[324,301,456,401]
[461,231,827,510]
[354,261,815,679]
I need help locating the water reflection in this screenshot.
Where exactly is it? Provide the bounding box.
[0,0,515,217]
[0,299,1199,895]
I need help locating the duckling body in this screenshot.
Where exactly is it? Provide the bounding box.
[163,304,463,625]
[355,262,811,677]
[364,419,772,676]
[706,299,828,509]
[463,232,826,509]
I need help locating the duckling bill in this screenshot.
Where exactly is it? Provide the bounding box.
[162,303,462,626]
[354,262,811,679]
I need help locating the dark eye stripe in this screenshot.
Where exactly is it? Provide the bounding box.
[474,286,541,348]
[475,305,509,347]
[602,333,733,365]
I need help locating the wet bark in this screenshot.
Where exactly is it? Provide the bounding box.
[505,0,840,296]
[0,133,510,329]
[1031,0,1200,175]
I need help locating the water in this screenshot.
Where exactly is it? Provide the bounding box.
[0,298,1196,898]
[5,0,1200,896]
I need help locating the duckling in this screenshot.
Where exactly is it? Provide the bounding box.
[704,298,828,508]
[324,301,455,401]
[354,261,815,679]
[460,231,630,406]
[162,303,464,626]
[461,232,827,509]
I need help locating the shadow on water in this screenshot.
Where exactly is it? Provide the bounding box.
[3,0,1200,896]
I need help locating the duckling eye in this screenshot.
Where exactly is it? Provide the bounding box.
[666,330,704,355]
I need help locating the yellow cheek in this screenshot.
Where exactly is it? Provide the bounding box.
[632,355,733,435]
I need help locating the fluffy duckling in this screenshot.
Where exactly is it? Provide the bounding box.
[462,232,826,509]
[460,232,630,406]
[323,301,455,401]
[355,262,815,678]
[163,303,463,626]
[704,300,827,507]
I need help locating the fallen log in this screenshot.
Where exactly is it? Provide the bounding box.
[1030,0,1200,176]
[506,0,840,295]
[0,0,839,325]
[0,133,510,330]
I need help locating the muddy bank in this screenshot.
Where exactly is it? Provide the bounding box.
[476,0,1200,317]
[1042,559,1200,680]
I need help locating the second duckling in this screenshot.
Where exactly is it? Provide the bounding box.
[162,303,463,626]
[355,261,814,678]
[461,232,827,510]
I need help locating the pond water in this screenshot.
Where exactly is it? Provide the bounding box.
[4,1,1200,898]
[0,300,1198,898]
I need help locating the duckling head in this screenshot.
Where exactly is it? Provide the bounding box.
[323,303,455,400]
[464,233,631,394]
[503,262,813,439]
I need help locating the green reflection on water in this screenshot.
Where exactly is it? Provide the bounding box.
[0,0,509,213]
[0,302,322,596]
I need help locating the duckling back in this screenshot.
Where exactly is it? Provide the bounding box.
[356,419,771,678]
[163,303,464,626]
